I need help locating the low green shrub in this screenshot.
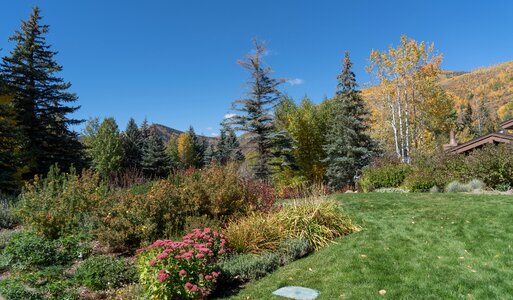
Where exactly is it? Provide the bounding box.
[495,182,511,192]
[19,266,78,299]
[404,172,444,192]
[216,252,280,282]
[0,229,20,251]
[3,232,90,270]
[445,181,471,193]
[216,239,310,284]
[74,255,136,291]
[0,278,42,300]
[360,162,411,192]
[3,232,59,270]
[374,187,409,193]
[277,239,311,265]
[137,228,227,299]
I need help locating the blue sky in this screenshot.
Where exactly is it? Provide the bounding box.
[2,1,513,136]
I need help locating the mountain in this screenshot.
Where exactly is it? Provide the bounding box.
[151,124,216,144]
[439,60,513,119]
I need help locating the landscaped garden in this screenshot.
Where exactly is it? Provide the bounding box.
[231,192,513,299]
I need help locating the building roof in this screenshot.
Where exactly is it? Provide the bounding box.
[500,118,513,130]
[447,132,513,154]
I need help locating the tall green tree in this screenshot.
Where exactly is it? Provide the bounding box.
[1,7,83,178]
[230,39,283,179]
[121,118,143,169]
[165,137,180,170]
[187,126,204,168]
[215,122,243,164]
[0,75,23,192]
[141,127,170,177]
[88,118,124,177]
[323,52,377,191]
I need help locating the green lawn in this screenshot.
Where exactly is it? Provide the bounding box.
[228,193,513,299]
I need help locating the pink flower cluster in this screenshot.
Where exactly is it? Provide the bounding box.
[138,228,228,299]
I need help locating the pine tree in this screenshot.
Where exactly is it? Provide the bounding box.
[121,118,143,169]
[216,121,243,164]
[187,126,204,168]
[203,143,215,166]
[0,75,22,192]
[230,39,283,179]
[1,7,83,177]
[90,118,124,177]
[165,137,180,170]
[323,52,377,191]
[460,100,474,137]
[142,127,170,178]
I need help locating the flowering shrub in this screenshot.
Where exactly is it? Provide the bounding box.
[137,228,228,299]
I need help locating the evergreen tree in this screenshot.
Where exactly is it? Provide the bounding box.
[270,129,298,174]
[0,76,22,192]
[323,52,377,191]
[165,137,180,170]
[216,121,243,164]
[141,127,170,178]
[90,118,124,177]
[203,143,215,166]
[230,39,283,179]
[460,100,474,137]
[121,118,143,169]
[187,126,204,168]
[1,7,83,177]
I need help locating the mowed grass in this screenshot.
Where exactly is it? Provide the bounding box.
[227,193,513,299]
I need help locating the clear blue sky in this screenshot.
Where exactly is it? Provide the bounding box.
[1,1,512,136]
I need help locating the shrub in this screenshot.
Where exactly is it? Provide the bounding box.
[3,232,90,270]
[445,181,471,193]
[0,194,20,229]
[75,255,137,291]
[224,199,358,254]
[216,239,310,284]
[404,172,444,192]
[468,179,485,190]
[0,278,42,300]
[495,182,511,192]
[137,228,227,299]
[223,212,286,254]
[3,232,57,270]
[16,166,105,239]
[276,200,359,251]
[0,229,21,252]
[374,187,409,193]
[360,162,411,192]
[277,239,311,265]
[242,178,277,213]
[429,186,440,193]
[216,252,280,282]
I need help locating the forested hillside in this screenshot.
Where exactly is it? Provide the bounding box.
[439,60,513,121]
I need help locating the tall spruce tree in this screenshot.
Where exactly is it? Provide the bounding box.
[203,143,215,166]
[230,39,283,179]
[216,121,243,164]
[1,7,83,177]
[187,126,204,168]
[121,118,143,169]
[0,73,22,192]
[141,127,170,178]
[323,52,377,191]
